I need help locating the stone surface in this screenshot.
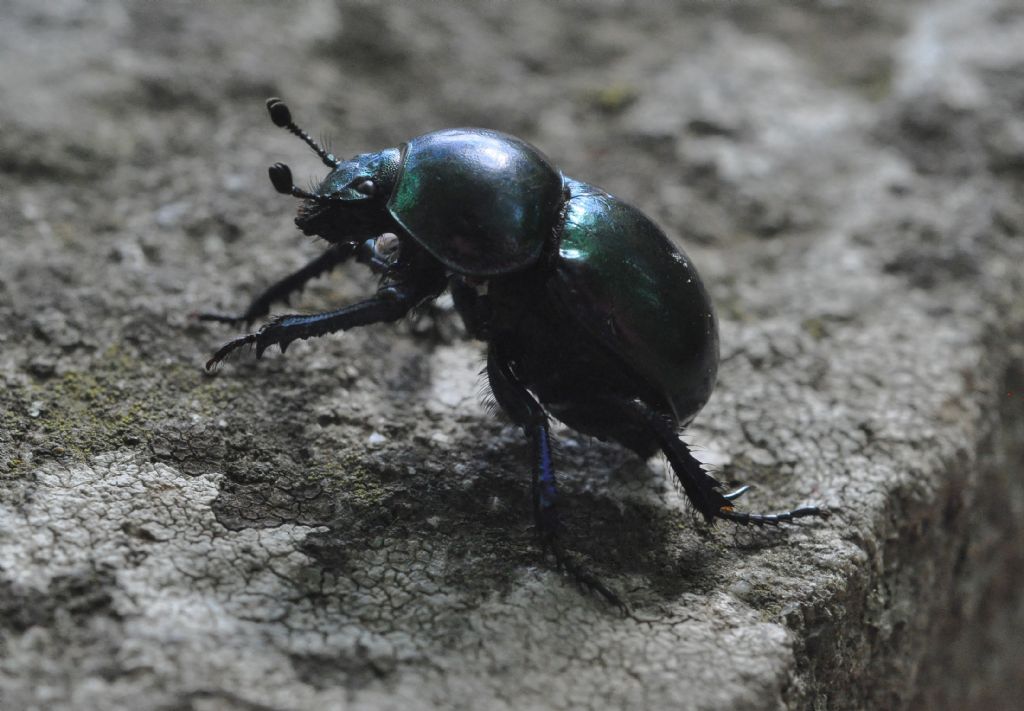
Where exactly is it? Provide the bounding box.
[1,1,1023,710]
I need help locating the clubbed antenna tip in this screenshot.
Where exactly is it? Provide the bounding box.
[268,162,294,195]
[266,97,292,128]
[268,162,324,202]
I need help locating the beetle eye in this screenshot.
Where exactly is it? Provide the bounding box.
[354,179,376,196]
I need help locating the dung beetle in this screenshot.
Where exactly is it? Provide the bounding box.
[200,98,828,608]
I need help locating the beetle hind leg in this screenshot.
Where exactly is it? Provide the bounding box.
[631,402,829,526]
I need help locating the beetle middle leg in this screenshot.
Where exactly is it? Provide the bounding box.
[486,344,626,611]
[198,241,358,327]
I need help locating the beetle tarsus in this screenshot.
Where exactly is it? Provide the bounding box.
[196,312,244,326]
[544,536,628,613]
[716,505,829,526]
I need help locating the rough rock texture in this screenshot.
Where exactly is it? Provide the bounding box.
[1,1,1023,710]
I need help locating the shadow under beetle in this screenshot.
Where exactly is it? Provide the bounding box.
[200,98,828,609]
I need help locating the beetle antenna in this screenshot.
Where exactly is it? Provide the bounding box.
[268,162,329,202]
[266,97,340,168]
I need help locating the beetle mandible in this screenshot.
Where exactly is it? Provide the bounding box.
[200,98,828,608]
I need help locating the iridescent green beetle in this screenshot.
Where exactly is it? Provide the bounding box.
[201,98,828,608]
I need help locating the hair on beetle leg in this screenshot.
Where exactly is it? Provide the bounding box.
[478,390,502,419]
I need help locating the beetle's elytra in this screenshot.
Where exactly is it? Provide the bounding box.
[200,98,828,608]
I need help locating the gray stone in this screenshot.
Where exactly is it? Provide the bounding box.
[1,1,1022,710]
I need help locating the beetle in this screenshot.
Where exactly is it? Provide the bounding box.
[200,98,828,608]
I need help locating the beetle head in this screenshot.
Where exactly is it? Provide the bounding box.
[290,149,402,238]
[263,98,401,241]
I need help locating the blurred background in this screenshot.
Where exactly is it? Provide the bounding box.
[1,1,1022,710]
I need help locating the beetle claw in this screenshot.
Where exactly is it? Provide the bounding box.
[722,484,752,501]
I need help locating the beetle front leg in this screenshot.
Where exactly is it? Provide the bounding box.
[486,346,626,611]
[198,241,357,327]
[206,283,424,370]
